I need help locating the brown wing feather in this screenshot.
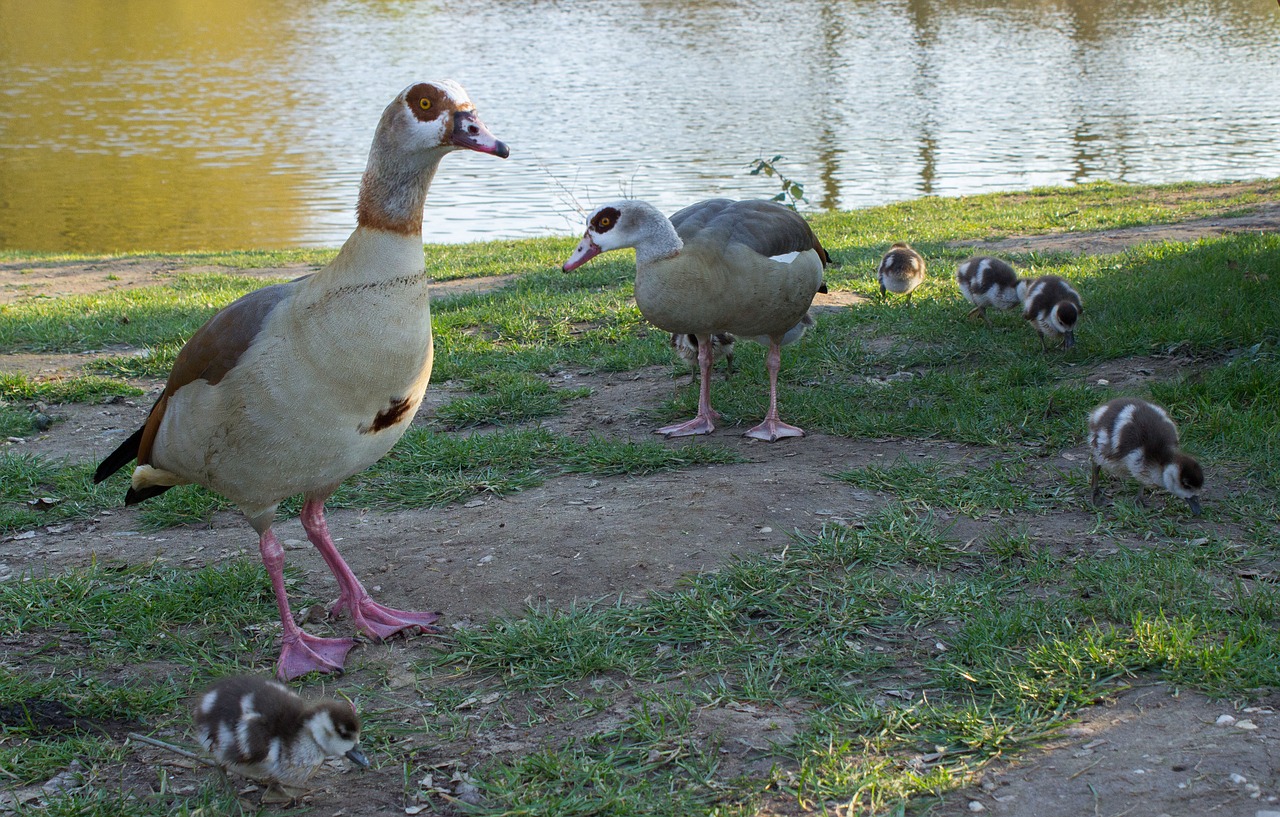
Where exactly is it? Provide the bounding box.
[670,199,830,265]
[93,281,297,488]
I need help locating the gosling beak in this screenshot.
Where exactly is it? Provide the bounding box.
[345,748,370,768]
[1187,496,1202,517]
[451,110,510,158]
[1063,330,1076,349]
[563,235,603,272]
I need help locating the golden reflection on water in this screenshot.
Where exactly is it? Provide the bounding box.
[0,1,311,252]
[1,0,1278,253]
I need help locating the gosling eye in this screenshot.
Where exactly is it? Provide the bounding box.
[419,98,432,111]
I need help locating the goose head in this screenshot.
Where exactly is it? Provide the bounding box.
[1164,454,1205,516]
[1051,301,1079,348]
[306,700,370,768]
[563,200,678,271]
[374,80,509,159]
[358,81,508,234]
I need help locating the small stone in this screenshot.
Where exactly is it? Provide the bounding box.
[967,801,985,813]
[1216,714,1238,726]
[1255,810,1280,816]
[1237,719,1259,730]
[1230,773,1249,785]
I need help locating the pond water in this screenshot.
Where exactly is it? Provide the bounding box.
[1,0,1278,253]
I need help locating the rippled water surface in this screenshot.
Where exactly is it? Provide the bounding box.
[1,0,1278,252]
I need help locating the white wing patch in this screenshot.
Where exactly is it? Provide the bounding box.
[771,251,801,264]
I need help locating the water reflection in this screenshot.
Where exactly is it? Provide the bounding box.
[0,0,1277,252]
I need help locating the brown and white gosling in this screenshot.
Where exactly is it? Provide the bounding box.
[194,676,369,790]
[1019,274,1081,350]
[1087,398,1204,515]
[877,242,926,304]
[956,256,1022,325]
[671,332,736,378]
[673,310,819,379]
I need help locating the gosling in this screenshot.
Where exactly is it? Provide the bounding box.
[194,676,369,790]
[1019,274,1081,350]
[956,256,1022,325]
[671,332,736,378]
[1088,397,1204,515]
[877,242,926,304]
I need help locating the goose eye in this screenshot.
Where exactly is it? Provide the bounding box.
[599,216,612,228]
[419,98,432,111]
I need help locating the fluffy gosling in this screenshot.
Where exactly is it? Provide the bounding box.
[956,256,1022,325]
[671,332,736,378]
[1088,397,1204,515]
[194,676,369,791]
[877,242,926,304]
[1019,274,1081,350]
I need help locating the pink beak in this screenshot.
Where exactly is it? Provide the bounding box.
[562,235,602,272]
[451,111,509,158]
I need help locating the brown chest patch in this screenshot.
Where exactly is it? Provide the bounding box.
[362,396,414,434]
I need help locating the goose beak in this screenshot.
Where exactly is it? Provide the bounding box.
[1187,495,1202,517]
[1063,330,1076,349]
[345,748,370,768]
[563,235,602,272]
[451,111,509,158]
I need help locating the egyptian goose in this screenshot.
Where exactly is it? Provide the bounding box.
[1018,274,1081,350]
[194,676,368,790]
[93,81,509,680]
[877,242,926,303]
[563,199,829,441]
[1088,398,1204,515]
[671,332,736,378]
[956,256,1022,325]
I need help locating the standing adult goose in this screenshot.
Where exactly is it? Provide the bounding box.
[93,81,509,680]
[563,199,828,441]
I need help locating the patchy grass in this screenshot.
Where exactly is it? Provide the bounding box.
[2,180,1279,815]
[44,428,746,532]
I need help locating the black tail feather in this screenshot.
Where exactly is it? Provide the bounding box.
[94,424,145,484]
[125,484,172,505]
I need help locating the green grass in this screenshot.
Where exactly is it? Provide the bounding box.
[3,179,1280,815]
[835,457,1072,517]
[0,373,144,404]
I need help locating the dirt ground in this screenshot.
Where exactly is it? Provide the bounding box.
[2,209,1279,815]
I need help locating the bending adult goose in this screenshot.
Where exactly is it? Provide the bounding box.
[563,199,828,441]
[94,81,509,680]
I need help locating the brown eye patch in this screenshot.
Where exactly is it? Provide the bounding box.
[591,207,621,233]
[406,83,447,122]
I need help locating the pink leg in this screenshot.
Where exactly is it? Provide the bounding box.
[657,333,719,437]
[258,528,355,681]
[301,499,440,641]
[744,340,805,442]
